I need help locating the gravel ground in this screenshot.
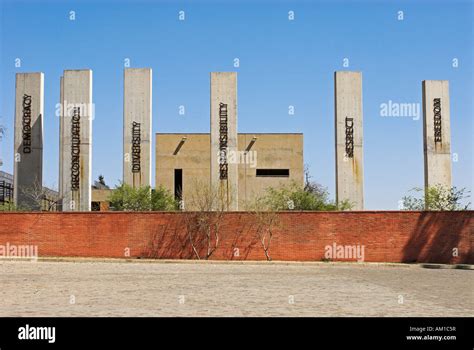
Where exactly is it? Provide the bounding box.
[0,260,472,317]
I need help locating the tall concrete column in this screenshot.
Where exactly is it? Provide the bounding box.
[60,69,93,211]
[422,80,452,189]
[13,72,44,210]
[334,71,364,210]
[123,68,152,188]
[58,76,64,206]
[210,72,238,210]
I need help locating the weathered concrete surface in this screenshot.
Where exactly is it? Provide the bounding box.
[60,70,93,211]
[123,68,152,188]
[422,80,452,190]
[155,133,304,210]
[0,261,471,316]
[13,72,44,210]
[210,72,238,210]
[58,76,64,209]
[237,133,304,209]
[334,71,364,210]
[155,133,210,209]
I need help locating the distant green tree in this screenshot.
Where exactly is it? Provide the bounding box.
[247,197,281,261]
[303,166,352,210]
[245,172,351,260]
[401,185,471,211]
[152,186,179,211]
[108,183,177,211]
[183,180,230,259]
[256,180,352,211]
[108,183,151,211]
[0,202,21,211]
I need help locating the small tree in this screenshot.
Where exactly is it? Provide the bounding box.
[109,183,177,211]
[184,181,230,260]
[97,175,107,187]
[0,202,20,211]
[108,183,152,211]
[152,186,179,211]
[258,181,351,211]
[247,197,281,261]
[401,185,471,211]
[304,165,352,210]
[20,179,60,211]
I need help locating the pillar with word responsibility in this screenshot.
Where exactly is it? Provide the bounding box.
[210,72,238,210]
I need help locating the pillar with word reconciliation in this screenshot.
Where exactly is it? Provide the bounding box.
[13,72,44,210]
[123,68,152,188]
[334,71,364,210]
[422,80,452,191]
[60,69,93,211]
[210,72,238,210]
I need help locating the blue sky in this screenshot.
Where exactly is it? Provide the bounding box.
[0,0,472,209]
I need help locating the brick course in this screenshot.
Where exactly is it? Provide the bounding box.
[0,211,472,263]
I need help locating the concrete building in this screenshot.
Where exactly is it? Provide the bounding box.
[91,176,112,211]
[13,72,44,210]
[334,71,364,210]
[123,68,152,188]
[2,170,58,210]
[156,132,304,210]
[422,80,452,190]
[0,171,14,206]
[60,69,93,211]
[156,72,304,210]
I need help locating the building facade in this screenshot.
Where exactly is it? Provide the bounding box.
[155,133,304,210]
[155,72,304,211]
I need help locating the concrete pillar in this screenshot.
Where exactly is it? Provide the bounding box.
[60,69,93,211]
[123,68,152,188]
[13,72,44,210]
[334,71,364,210]
[422,80,452,189]
[210,72,238,210]
[58,76,64,207]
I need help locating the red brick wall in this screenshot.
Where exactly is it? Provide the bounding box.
[0,211,472,263]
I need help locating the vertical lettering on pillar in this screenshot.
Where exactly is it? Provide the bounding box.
[345,117,354,159]
[131,121,141,187]
[433,98,442,144]
[219,103,228,180]
[22,94,33,154]
[71,107,81,191]
[131,121,141,173]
